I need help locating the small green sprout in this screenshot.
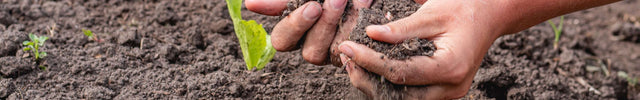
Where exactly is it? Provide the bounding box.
[547,16,564,49]
[618,71,638,87]
[23,33,48,60]
[39,65,47,71]
[83,29,102,42]
[226,0,276,70]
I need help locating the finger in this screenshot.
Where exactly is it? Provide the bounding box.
[271,2,322,51]
[366,10,447,44]
[342,54,375,97]
[245,0,289,16]
[302,0,348,65]
[328,0,374,66]
[339,41,460,85]
[413,0,428,4]
[353,0,374,9]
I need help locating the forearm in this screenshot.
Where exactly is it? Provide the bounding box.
[497,0,620,35]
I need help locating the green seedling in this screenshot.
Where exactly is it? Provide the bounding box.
[618,71,638,87]
[547,16,564,49]
[226,0,276,70]
[39,65,46,71]
[82,29,102,42]
[23,33,48,60]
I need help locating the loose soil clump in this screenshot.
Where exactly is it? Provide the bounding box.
[0,0,639,99]
[350,0,434,60]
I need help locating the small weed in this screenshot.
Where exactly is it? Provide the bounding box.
[82,29,101,42]
[618,71,638,87]
[547,16,564,49]
[23,33,48,60]
[39,65,47,71]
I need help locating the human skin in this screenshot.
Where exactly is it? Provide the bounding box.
[246,0,620,99]
[246,0,368,65]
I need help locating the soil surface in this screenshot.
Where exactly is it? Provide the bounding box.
[0,0,639,99]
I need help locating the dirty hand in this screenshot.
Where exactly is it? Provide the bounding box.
[338,0,501,99]
[338,0,620,99]
[245,0,377,65]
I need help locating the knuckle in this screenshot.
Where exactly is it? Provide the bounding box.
[319,16,340,26]
[386,61,409,84]
[302,49,326,65]
[386,70,406,84]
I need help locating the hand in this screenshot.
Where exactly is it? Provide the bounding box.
[337,0,621,99]
[338,0,506,99]
[245,0,373,65]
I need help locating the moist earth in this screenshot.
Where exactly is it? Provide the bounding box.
[349,0,435,99]
[0,0,639,99]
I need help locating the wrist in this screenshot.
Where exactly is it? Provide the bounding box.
[495,0,621,36]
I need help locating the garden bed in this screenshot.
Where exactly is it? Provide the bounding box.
[0,0,639,99]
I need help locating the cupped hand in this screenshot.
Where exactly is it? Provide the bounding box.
[338,0,509,99]
[245,0,374,65]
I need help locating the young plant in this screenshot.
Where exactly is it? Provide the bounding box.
[82,29,102,42]
[547,16,564,49]
[618,71,639,87]
[226,0,276,70]
[23,33,48,60]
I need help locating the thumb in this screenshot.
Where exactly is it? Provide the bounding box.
[365,11,446,44]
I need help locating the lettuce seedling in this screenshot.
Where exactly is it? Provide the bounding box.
[547,16,564,49]
[23,33,48,60]
[226,0,276,70]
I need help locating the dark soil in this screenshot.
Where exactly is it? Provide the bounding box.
[348,0,435,99]
[284,0,325,17]
[0,0,639,99]
[0,0,350,99]
[350,0,435,60]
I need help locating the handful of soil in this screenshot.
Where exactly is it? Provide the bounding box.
[283,0,435,99]
[350,1,435,60]
[350,0,435,99]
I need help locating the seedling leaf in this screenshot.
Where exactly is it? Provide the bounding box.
[618,71,638,87]
[23,33,48,60]
[226,0,277,70]
[41,52,47,57]
[83,29,94,39]
[547,16,564,49]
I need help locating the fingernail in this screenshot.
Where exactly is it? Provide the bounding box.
[331,0,347,9]
[358,0,369,3]
[369,25,391,35]
[303,3,322,20]
[339,43,354,58]
[341,54,352,73]
[340,53,348,63]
